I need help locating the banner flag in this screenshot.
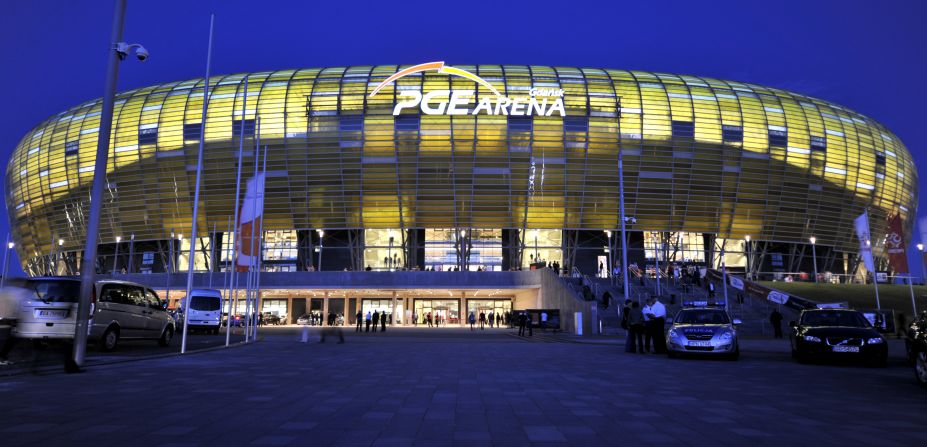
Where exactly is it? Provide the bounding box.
[236,173,265,272]
[885,213,908,273]
[854,212,876,273]
[729,275,745,291]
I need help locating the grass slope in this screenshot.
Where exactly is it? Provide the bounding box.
[759,281,926,320]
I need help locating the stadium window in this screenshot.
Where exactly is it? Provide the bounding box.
[721,125,743,142]
[394,114,420,132]
[508,116,533,133]
[563,116,588,133]
[138,125,158,145]
[232,119,255,137]
[65,141,79,156]
[810,135,826,151]
[768,129,787,146]
[183,123,202,141]
[672,121,695,138]
[339,115,364,133]
[876,153,886,165]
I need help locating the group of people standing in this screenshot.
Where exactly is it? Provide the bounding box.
[467,311,509,330]
[622,297,667,354]
[355,310,389,333]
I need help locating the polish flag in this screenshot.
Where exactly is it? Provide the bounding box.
[236,173,265,272]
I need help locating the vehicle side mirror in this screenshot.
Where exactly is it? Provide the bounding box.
[788,321,797,328]
[732,319,742,325]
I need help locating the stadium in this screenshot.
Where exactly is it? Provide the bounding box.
[3,64,919,324]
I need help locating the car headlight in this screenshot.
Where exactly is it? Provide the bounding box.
[668,329,679,338]
[867,337,884,344]
[719,331,733,340]
[803,335,821,343]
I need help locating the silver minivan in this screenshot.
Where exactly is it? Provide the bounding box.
[89,280,175,351]
[11,277,84,340]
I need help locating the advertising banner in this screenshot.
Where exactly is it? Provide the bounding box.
[729,275,745,291]
[885,213,909,273]
[854,212,876,272]
[236,173,265,272]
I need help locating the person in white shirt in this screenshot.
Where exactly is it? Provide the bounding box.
[643,297,667,354]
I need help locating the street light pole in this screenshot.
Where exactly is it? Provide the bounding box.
[744,235,751,281]
[1,235,12,288]
[73,0,128,369]
[317,230,324,271]
[810,236,818,283]
[113,236,121,274]
[618,151,630,302]
[918,243,926,286]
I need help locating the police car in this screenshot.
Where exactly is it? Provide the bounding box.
[666,302,741,360]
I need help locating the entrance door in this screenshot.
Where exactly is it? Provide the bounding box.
[328,298,345,326]
[414,299,460,326]
[310,298,324,326]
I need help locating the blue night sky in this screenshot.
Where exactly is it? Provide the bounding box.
[1,0,925,277]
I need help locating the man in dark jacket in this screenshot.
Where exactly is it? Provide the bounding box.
[770,309,783,339]
[372,311,380,334]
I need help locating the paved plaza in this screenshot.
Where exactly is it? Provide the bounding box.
[1,327,925,446]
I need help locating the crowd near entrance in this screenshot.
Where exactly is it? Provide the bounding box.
[413,299,460,326]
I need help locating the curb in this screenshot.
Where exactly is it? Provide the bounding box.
[0,337,262,378]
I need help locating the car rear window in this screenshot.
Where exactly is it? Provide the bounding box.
[190,296,220,311]
[26,280,81,303]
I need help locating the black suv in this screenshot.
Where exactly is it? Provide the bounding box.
[905,311,927,387]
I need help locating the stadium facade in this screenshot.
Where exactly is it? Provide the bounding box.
[5,64,919,287]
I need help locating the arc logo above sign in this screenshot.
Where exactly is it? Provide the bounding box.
[368,62,566,117]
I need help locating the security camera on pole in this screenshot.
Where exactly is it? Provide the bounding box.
[73,0,149,370]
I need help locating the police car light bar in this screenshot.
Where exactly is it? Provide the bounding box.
[683,301,727,308]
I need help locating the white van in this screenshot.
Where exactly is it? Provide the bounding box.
[182,289,223,334]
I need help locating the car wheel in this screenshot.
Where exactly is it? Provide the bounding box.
[101,327,119,352]
[915,352,927,387]
[158,326,174,347]
[728,347,740,361]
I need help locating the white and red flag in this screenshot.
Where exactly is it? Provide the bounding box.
[236,173,265,272]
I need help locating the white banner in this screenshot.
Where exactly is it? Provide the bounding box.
[729,275,745,291]
[236,173,266,272]
[767,291,789,304]
[854,212,875,272]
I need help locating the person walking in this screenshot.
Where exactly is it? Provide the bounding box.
[625,301,645,353]
[372,310,380,333]
[488,311,494,328]
[380,312,387,332]
[770,308,784,339]
[469,312,476,330]
[517,312,527,336]
[0,284,26,366]
[620,299,632,334]
[365,311,372,333]
[355,310,363,332]
[427,312,433,328]
[479,311,486,330]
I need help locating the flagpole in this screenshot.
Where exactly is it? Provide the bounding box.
[867,209,882,311]
[181,13,215,355]
[253,145,268,341]
[226,76,248,347]
[244,120,261,342]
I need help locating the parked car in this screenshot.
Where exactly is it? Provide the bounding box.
[223,314,245,327]
[789,309,887,366]
[11,277,84,340]
[665,305,741,360]
[179,289,222,334]
[262,313,281,326]
[905,311,927,387]
[296,314,311,325]
[89,280,175,352]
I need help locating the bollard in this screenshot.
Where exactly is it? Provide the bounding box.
[300,325,309,343]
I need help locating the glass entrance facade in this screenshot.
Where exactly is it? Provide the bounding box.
[465,299,512,323]
[413,299,460,325]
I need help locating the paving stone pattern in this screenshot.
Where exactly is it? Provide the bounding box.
[1,327,926,446]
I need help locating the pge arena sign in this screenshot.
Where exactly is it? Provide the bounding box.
[368,61,566,117]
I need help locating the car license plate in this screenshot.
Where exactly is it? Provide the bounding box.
[832,345,859,353]
[36,309,68,319]
[688,341,712,347]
